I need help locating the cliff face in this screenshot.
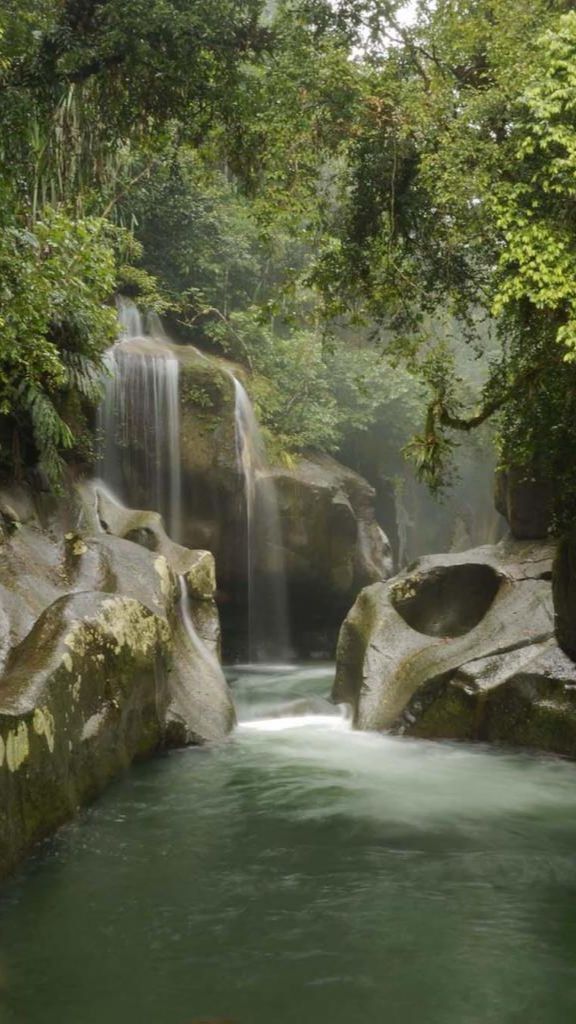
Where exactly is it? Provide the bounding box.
[271,454,392,655]
[101,339,392,657]
[0,481,234,879]
[153,346,393,657]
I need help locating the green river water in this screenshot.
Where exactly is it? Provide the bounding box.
[1,663,576,1023]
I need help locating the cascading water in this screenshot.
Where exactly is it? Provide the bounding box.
[233,378,291,662]
[99,298,291,660]
[98,299,182,542]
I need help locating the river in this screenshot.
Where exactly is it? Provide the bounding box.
[2,663,576,1023]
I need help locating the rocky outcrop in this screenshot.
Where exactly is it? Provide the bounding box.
[332,538,576,757]
[101,335,392,657]
[495,467,553,539]
[399,639,576,753]
[552,527,576,661]
[93,484,221,653]
[272,454,392,654]
[172,347,393,655]
[0,480,234,878]
[273,454,392,594]
[0,592,170,878]
[177,346,240,561]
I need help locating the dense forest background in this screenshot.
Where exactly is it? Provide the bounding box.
[1,0,576,529]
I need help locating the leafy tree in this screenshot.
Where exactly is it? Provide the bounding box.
[0,0,281,480]
[207,305,423,458]
[307,0,576,526]
[119,151,266,317]
[0,207,118,482]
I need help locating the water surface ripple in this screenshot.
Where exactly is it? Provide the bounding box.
[2,664,576,1023]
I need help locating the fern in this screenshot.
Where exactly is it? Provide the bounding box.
[60,351,104,403]
[17,383,74,487]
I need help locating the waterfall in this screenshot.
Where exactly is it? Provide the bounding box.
[98,299,182,542]
[98,299,291,661]
[233,378,291,662]
[177,575,221,676]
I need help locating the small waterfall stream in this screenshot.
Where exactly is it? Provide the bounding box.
[233,378,291,662]
[98,299,182,541]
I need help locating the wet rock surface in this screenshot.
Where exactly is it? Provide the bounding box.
[332,537,576,757]
[268,454,391,655]
[0,480,234,879]
[172,347,392,656]
[495,467,553,539]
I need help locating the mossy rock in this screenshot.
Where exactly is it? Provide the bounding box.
[400,642,576,758]
[0,481,234,879]
[0,592,171,878]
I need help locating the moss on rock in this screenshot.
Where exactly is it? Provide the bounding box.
[0,481,234,881]
[0,592,171,878]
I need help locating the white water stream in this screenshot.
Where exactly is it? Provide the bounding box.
[233,378,291,662]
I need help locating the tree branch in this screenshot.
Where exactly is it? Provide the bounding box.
[435,358,555,433]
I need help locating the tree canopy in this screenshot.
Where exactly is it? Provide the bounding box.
[308,0,576,523]
[2,0,576,528]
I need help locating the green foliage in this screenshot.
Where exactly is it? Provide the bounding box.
[490,12,576,352]
[181,382,218,413]
[304,0,576,526]
[114,93,425,462]
[120,151,266,317]
[222,0,363,223]
[0,207,118,482]
[10,0,572,517]
[0,0,375,485]
[0,0,281,482]
[207,306,422,457]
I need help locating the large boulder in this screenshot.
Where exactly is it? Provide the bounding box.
[272,454,392,654]
[552,526,576,660]
[174,348,393,656]
[0,480,234,878]
[331,538,576,756]
[495,467,553,539]
[397,639,576,755]
[0,592,170,878]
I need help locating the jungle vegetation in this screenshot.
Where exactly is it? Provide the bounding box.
[1,0,575,525]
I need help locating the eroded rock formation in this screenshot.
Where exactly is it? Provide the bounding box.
[0,481,234,878]
[333,537,576,757]
[272,454,392,654]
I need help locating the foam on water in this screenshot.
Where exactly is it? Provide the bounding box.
[239,711,349,733]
